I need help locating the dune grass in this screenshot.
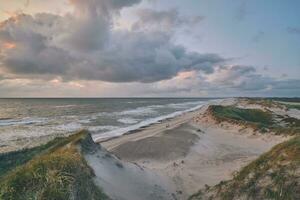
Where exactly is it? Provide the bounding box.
[209,105,300,135]
[0,137,72,177]
[241,98,287,109]
[285,104,300,110]
[189,136,300,200]
[210,105,273,126]
[0,130,109,200]
[241,97,300,110]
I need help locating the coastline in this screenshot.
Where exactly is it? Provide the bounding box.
[100,103,209,149]
[93,100,216,143]
[100,98,290,199]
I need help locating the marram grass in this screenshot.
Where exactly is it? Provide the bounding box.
[0,130,109,200]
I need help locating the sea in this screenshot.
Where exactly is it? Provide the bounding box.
[0,98,220,148]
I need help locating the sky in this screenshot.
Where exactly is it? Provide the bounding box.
[0,0,299,97]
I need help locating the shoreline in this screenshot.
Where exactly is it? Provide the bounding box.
[93,101,216,143]
[101,98,289,199]
[100,98,234,150]
[100,103,210,149]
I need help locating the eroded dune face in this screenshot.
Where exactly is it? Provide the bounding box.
[83,139,175,200]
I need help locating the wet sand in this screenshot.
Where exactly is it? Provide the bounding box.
[112,124,199,161]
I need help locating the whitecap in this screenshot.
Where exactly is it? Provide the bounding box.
[117,117,139,124]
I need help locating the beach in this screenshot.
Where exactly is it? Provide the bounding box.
[0,98,211,154]
[1,98,298,200]
[101,99,290,199]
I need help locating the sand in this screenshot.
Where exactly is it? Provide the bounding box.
[101,104,209,150]
[83,144,176,200]
[101,99,289,199]
[112,124,199,161]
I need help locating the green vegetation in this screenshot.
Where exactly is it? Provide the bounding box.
[240,98,286,109]
[189,136,300,200]
[210,105,274,126]
[208,105,300,135]
[241,97,300,110]
[0,130,109,200]
[285,104,300,110]
[268,97,300,103]
[0,137,73,177]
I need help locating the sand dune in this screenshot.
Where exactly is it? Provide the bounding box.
[102,99,290,199]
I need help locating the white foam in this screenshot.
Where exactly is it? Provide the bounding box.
[93,103,205,142]
[78,119,92,124]
[118,117,139,124]
[53,104,78,108]
[0,117,47,126]
[167,101,204,109]
[88,125,119,132]
[118,107,157,116]
[54,122,82,132]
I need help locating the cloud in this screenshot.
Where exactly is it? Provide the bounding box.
[0,65,298,97]
[68,30,224,82]
[205,65,255,85]
[202,65,300,96]
[0,0,298,97]
[132,8,204,32]
[234,0,249,21]
[251,31,265,43]
[0,14,73,75]
[25,0,30,7]
[287,27,300,35]
[0,1,223,83]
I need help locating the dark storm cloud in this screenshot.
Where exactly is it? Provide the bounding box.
[66,31,225,83]
[0,0,224,83]
[66,0,143,51]
[0,14,73,75]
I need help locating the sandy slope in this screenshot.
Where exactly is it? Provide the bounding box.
[83,144,175,200]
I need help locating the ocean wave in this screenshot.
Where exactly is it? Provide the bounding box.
[88,125,119,132]
[78,119,92,124]
[117,117,139,124]
[0,117,47,126]
[90,102,198,120]
[54,122,82,132]
[118,107,157,116]
[53,104,79,108]
[167,101,204,109]
[93,103,205,142]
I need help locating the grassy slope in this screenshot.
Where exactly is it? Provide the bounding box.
[0,130,109,200]
[268,98,300,103]
[285,104,300,110]
[241,97,300,110]
[0,137,77,177]
[240,98,287,109]
[208,105,300,135]
[189,136,300,200]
